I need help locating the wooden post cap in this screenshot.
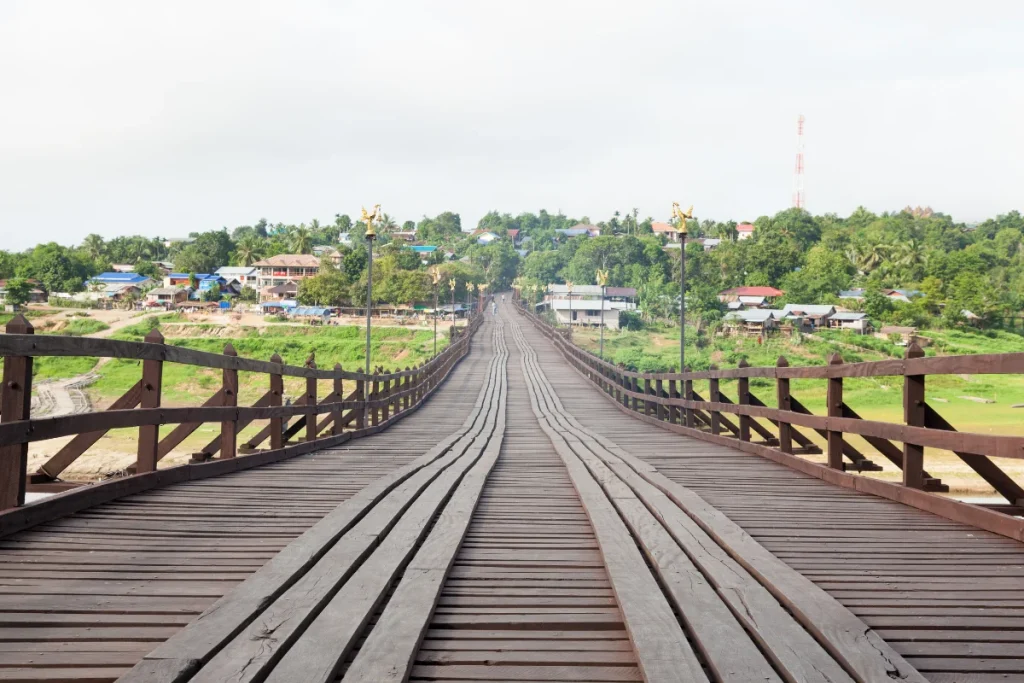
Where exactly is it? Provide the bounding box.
[143,328,164,344]
[5,314,33,334]
[738,359,750,368]
[776,355,789,367]
[223,343,237,357]
[269,353,283,364]
[828,352,844,365]
[905,341,925,359]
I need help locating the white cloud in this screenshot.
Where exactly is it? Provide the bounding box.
[1,0,1022,248]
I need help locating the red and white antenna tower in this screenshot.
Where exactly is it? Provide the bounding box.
[792,114,805,210]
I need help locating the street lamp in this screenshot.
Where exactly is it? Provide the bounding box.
[566,281,574,329]
[478,282,488,312]
[361,204,381,376]
[671,202,694,373]
[431,268,441,357]
[467,282,475,313]
[449,278,457,325]
[596,269,609,360]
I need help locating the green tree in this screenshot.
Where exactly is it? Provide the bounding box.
[81,234,105,260]
[290,225,313,254]
[3,278,33,308]
[201,283,222,302]
[298,262,350,306]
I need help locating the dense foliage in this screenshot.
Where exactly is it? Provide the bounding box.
[4,205,1021,330]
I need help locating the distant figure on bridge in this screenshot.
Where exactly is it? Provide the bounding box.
[492,302,497,315]
[501,294,505,303]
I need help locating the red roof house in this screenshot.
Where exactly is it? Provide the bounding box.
[718,286,784,303]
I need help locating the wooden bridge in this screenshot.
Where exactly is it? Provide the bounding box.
[0,300,1022,682]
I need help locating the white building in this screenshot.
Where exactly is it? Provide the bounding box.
[215,267,259,288]
[736,223,755,240]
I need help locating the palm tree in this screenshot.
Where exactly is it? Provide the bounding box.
[854,243,889,274]
[379,213,398,233]
[235,235,265,266]
[290,225,312,254]
[81,234,105,261]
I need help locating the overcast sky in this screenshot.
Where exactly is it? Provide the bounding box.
[2,1,1022,250]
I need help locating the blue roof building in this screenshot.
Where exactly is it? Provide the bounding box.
[407,245,438,253]
[90,272,152,285]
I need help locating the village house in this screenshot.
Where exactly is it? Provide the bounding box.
[164,273,210,288]
[723,309,778,336]
[145,286,189,309]
[88,272,153,291]
[474,231,499,245]
[537,284,637,328]
[554,224,601,239]
[215,267,258,289]
[778,304,836,332]
[0,279,46,307]
[736,223,755,240]
[827,311,872,334]
[252,255,322,296]
[651,222,680,241]
[717,286,784,305]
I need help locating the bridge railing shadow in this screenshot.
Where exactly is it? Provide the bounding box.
[0,297,491,532]
[515,298,1024,543]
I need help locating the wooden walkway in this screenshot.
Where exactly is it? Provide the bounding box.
[0,303,1022,682]
[0,329,492,682]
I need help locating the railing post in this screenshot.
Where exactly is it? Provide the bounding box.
[332,364,343,436]
[668,379,678,424]
[381,371,390,423]
[826,353,844,470]
[403,366,411,411]
[709,365,721,435]
[269,353,284,450]
[0,315,33,509]
[305,364,317,444]
[644,377,653,416]
[220,343,238,459]
[371,369,380,427]
[684,371,695,429]
[630,376,639,412]
[737,359,751,442]
[903,342,926,489]
[355,371,366,430]
[655,378,665,421]
[137,329,164,473]
[776,356,792,454]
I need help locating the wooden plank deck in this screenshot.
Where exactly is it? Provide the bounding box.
[0,327,491,682]
[519,309,1024,683]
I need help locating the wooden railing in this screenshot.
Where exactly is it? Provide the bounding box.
[0,304,488,523]
[516,302,1024,541]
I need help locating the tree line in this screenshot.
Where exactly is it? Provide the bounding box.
[3,205,1022,330]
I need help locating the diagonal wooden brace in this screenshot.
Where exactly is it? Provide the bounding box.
[34,381,143,481]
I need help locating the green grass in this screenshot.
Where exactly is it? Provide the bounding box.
[34,356,100,380]
[80,321,452,403]
[55,318,110,336]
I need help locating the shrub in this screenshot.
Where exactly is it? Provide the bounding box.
[619,311,643,331]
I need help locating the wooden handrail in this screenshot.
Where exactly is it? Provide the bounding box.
[0,333,441,382]
[0,300,490,511]
[515,300,1024,517]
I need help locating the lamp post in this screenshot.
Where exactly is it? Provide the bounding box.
[361,204,381,376]
[671,202,694,373]
[449,278,456,325]
[566,281,574,328]
[596,269,608,360]
[431,268,441,357]
[467,282,475,313]
[478,282,488,313]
